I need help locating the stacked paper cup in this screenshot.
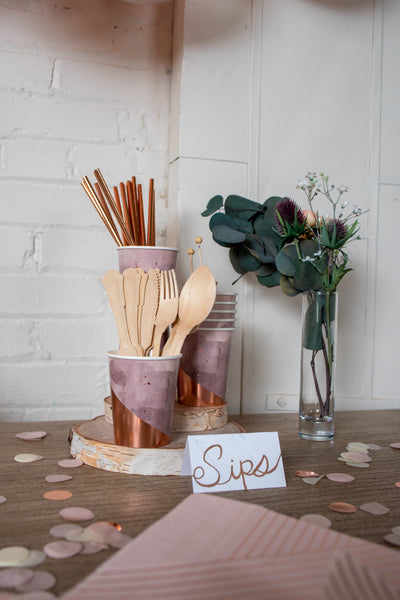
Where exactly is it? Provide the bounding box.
[177,292,237,408]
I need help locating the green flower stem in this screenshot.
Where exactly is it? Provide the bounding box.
[310,350,325,416]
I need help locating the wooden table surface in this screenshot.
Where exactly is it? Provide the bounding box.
[1,410,400,597]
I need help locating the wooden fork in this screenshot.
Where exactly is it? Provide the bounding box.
[151,270,179,356]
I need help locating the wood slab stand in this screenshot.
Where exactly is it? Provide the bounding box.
[104,396,229,432]
[70,415,244,476]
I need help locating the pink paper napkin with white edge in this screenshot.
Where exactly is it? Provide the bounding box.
[60,494,400,600]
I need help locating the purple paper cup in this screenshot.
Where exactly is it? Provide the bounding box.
[213,302,237,310]
[216,292,237,302]
[178,328,234,407]
[108,352,181,448]
[201,319,236,328]
[208,310,236,319]
[117,246,179,273]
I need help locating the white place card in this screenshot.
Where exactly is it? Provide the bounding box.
[181,432,286,493]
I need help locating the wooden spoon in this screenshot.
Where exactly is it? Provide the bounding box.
[102,270,136,356]
[161,265,216,357]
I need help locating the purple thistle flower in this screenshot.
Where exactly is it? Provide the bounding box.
[275,197,306,234]
[326,218,348,241]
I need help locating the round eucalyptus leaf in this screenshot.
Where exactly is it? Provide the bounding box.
[275,245,299,276]
[280,275,299,296]
[201,195,224,217]
[255,263,275,276]
[293,262,322,291]
[233,217,254,234]
[257,270,281,287]
[212,224,247,245]
[229,247,248,274]
[225,195,264,220]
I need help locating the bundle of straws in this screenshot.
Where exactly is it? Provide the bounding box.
[81,169,155,247]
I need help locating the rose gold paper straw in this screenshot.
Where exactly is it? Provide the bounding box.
[137,183,146,246]
[113,185,129,246]
[125,180,140,246]
[95,182,115,225]
[81,177,123,247]
[148,178,155,246]
[118,182,134,245]
[93,169,134,246]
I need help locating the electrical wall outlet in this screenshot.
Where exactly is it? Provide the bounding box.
[265,394,298,412]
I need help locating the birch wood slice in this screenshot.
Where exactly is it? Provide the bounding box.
[69,415,244,476]
[104,397,229,432]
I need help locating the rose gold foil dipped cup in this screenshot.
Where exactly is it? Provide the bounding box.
[117,246,179,273]
[178,328,235,407]
[108,352,181,448]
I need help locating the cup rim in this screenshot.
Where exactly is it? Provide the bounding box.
[196,327,235,331]
[117,246,180,252]
[107,350,182,360]
[203,318,236,322]
[210,309,236,313]
[216,292,237,296]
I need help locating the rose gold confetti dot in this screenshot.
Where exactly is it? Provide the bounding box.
[345,462,370,468]
[360,502,390,515]
[13,454,43,463]
[340,451,371,463]
[16,571,56,592]
[329,502,357,514]
[0,568,34,588]
[347,442,369,452]
[19,550,46,568]
[299,514,332,529]
[80,541,108,555]
[326,473,355,483]
[367,443,381,451]
[45,474,72,483]
[395,482,400,488]
[43,490,72,501]
[384,533,400,547]
[49,524,82,538]
[392,525,400,535]
[15,431,47,441]
[295,470,319,478]
[390,442,400,449]
[0,496,7,504]
[43,541,82,559]
[59,507,95,522]
[0,547,30,567]
[58,458,83,468]
[302,475,324,485]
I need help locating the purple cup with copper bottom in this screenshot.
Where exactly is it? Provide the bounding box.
[178,328,234,407]
[216,292,237,302]
[200,319,236,328]
[208,310,236,319]
[108,352,181,448]
[117,246,179,273]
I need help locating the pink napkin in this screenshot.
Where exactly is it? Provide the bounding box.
[61,494,400,600]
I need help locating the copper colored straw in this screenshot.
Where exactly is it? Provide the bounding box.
[81,177,123,247]
[112,186,128,245]
[126,180,140,246]
[137,183,146,246]
[94,169,134,246]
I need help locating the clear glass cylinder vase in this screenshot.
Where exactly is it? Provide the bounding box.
[299,290,338,441]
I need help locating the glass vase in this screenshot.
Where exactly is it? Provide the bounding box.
[299,290,338,441]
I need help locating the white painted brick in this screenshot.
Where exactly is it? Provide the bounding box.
[0,93,119,142]
[71,142,139,183]
[0,319,33,358]
[56,58,170,105]
[0,50,53,93]
[0,274,104,314]
[0,227,34,268]
[41,229,116,272]
[0,362,105,409]
[21,404,102,422]
[2,139,68,179]
[39,317,117,359]
[0,181,98,227]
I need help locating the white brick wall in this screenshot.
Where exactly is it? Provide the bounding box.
[0,0,173,421]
